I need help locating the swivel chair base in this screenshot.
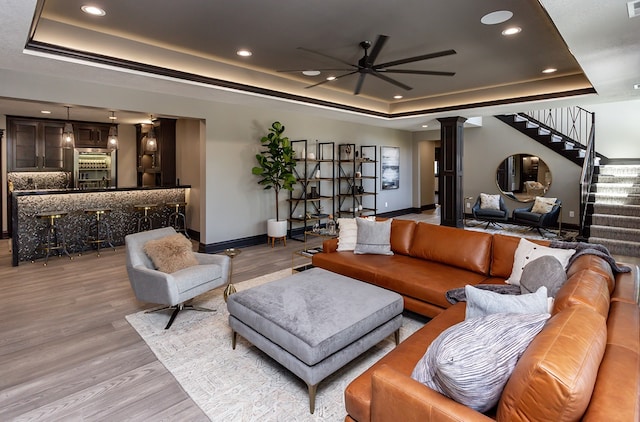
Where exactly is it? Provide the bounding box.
[146,302,215,329]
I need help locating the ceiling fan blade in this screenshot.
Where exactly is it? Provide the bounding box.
[305,70,358,89]
[369,70,412,91]
[354,73,367,95]
[298,47,356,68]
[277,68,354,73]
[379,69,456,76]
[366,35,389,65]
[375,49,457,69]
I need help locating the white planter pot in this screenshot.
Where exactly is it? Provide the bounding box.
[267,219,287,238]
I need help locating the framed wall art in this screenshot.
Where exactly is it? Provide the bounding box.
[381,146,399,190]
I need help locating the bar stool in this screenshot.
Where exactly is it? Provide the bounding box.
[134,204,157,232]
[166,201,189,238]
[84,208,116,257]
[34,211,73,266]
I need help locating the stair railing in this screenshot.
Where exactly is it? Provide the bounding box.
[525,106,594,147]
[579,112,597,238]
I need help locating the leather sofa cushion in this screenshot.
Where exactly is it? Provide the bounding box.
[553,269,611,318]
[566,254,615,293]
[490,234,550,278]
[345,303,466,422]
[610,264,640,304]
[390,219,417,255]
[582,301,640,421]
[497,306,607,422]
[408,223,493,275]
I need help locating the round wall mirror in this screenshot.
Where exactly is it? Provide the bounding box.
[496,154,551,202]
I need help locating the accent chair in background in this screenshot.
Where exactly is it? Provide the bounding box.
[125,227,231,329]
[471,193,509,229]
[513,198,562,237]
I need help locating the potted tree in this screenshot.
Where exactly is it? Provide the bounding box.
[252,121,297,241]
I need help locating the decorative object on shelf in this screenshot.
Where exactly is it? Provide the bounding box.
[62,106,75,149]
[381,146,400,190]
[252,121,297,242]
[309,186,319,198]
[315,169,321,179]
[326,217,337,235]
[307,152,316,160]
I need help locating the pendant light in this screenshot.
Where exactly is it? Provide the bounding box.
[107,111,119,150]
[145,115,157,152]
[62,106,75,149]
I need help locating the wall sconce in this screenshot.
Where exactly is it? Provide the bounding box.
[107,111,119,150]
[145,115,157,152]
[62,106,75,149]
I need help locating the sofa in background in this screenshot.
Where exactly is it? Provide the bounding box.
[311,219,640,421]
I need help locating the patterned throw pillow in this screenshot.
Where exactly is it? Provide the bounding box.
[507,238,575,286]
[354,218,393,255]
[143,234,198,273]
[530,196,557,214]
[411,312,550,412]
[480,193,501,210]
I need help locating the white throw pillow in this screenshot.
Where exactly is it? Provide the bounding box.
[480,193,500,210]
[530,196,557,214]
[336,218,358,251]
[507,238,575,286]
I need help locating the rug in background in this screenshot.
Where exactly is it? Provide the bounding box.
[126,269,425,421]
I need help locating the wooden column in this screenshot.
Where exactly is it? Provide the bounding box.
[437,117,466,228]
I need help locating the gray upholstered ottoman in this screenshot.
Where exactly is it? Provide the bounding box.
[227,267,403,413]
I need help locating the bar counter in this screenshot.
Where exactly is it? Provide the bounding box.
[11,186,190,266]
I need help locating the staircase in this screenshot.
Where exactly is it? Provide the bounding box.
[495,112,605,167]
[588,164,640,257]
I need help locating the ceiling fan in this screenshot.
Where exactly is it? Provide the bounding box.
[279,34,456,95]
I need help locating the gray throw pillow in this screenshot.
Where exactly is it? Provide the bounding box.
[519,255,567,297]
[354,218,393,255]
[465,284,548,319]
[411,312,550,412]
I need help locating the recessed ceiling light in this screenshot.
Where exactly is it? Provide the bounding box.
[302,70,320,76]
[81,5,106,16]
[236,50,252,57]
[41,110,51,114]
[542,68,557,74]
[481,10,513,25]
[108,113,118,120]
[502,27,522,36]
[326,76,336,81]
[393,95,403,99]
[421,124,429,128]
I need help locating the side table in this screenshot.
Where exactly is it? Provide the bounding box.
[291,229,337,272]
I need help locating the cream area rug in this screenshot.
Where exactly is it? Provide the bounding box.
[126,269,425,421]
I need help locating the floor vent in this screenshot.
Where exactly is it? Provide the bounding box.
[628,0,640,18]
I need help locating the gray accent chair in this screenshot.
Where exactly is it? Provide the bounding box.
[513,199,562,237]
[125,227,231,329]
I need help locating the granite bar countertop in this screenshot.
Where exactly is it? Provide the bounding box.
[11,186,191,266]
[11,185,191,196]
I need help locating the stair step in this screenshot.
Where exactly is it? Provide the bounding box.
[589,225,640,243]
[592,193,640,205]
[599,165,640,177]
[593,203,640,217]
[587,237,640,258]
[595,175,640,184]
[592,214,640,229]
[594,184,640,195]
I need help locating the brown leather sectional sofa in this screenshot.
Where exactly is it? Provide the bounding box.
[312,219,640,421]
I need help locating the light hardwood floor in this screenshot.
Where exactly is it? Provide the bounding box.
[1,211,637,421]
[0,232,320,421]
